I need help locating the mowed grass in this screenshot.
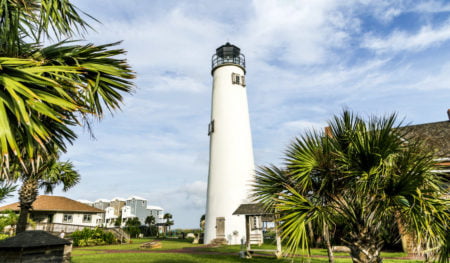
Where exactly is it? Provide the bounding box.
[71,238,422,263]
[74,238,199,252]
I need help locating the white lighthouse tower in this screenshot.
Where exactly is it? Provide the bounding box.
[204,43,255,245]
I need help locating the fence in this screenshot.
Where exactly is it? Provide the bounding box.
[28,223,130,241]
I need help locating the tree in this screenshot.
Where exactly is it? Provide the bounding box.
[145,215,155,227]
[0,0,134,233]
[0,182,17,235]
[124,217,141,238]
[0,209,18,235]
[11,152,80,233]
[0,181,15,204]
[200,214,205,231]
[163,213,173,233]
[0,0,134,174]
[253,110,450,263]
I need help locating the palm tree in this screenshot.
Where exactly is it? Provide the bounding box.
[0,0,134,234]
[0,0,134,175]
[0,209,18,236]
[145,215,155,227]
[0,181,16,203]
[253,110,450,263]
[11,151,80,233]
[163,213,173,233]
[124,217,141,238]
[200,214,205,231]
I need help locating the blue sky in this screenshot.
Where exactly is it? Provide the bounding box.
[5,0,450,228]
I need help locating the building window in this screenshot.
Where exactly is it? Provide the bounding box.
[208,120,215,136]
[231,73,245,87]
[63,214,73,223]
[83,214,92,223]
[231,73,239,84]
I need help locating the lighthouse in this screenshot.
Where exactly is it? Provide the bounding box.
[204,43,255,245]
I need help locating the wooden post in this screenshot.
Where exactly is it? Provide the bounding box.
[245,215,251,258]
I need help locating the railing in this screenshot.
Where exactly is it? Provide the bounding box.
[212,53,245,70]
[29,223,92,233]
[28,223,130,242]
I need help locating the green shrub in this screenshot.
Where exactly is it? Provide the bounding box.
[71,227,117,247]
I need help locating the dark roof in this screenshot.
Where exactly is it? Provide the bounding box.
[233,203,272,216]
[0,231,70,248]
[400,121,450,158]
[0,195,104,213]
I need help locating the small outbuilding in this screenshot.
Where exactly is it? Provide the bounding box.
[0,230,72,263]
[233,203,282,259]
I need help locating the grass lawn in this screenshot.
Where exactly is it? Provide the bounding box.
[71,238,422,263]
[74,238,199,252]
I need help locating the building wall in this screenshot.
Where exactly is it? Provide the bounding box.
[147,208,164,224]
[52,212,103,227]
[93,201,109,210]
[205,63,255,245]
[110,200,125,217]
[104,207,118,227]
[0,246,66,263]
[124,198,148,224]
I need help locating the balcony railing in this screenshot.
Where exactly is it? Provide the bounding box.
[212,53,245,70]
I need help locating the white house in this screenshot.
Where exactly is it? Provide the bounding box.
[77,199,93,206]
[0,195,104,227]
[121,196,164,226]
[146,205,164,224]
[104,197,126,227]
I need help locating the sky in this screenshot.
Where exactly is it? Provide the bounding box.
[4,0,450,228]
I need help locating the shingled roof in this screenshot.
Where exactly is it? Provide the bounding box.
[0,195,104,213]
[0,230,70,248]
[233,203,271,216]
[400,120,450,158]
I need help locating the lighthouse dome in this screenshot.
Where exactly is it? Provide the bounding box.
[211,42,245,73]
[216,42,240,58]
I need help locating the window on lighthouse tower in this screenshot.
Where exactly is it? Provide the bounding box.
[231,73,245,87]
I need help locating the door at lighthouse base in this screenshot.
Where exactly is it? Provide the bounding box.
[216,217,225,238]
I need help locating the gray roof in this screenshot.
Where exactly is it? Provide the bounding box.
[400,121,450,158]
[0,231,70,248]
[233,203,272,216]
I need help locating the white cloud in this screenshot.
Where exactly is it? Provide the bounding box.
[362,20,450,53]
[181,181,207,209]
[241,0,357,65]
[411,1,450,13]
[283,120,326,131]
[364,0,405,23]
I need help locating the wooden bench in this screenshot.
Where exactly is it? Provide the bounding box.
[242,248,281,259]
[140,241,162,249]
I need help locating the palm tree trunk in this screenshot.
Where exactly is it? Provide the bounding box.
[17,178,38,234]
[323,222,335,263]
[395,213,416,254]
[344,231,383,263]
[308,221,315,247]
[348,244,382,263]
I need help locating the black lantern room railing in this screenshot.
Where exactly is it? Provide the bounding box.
[212,42,245,72]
